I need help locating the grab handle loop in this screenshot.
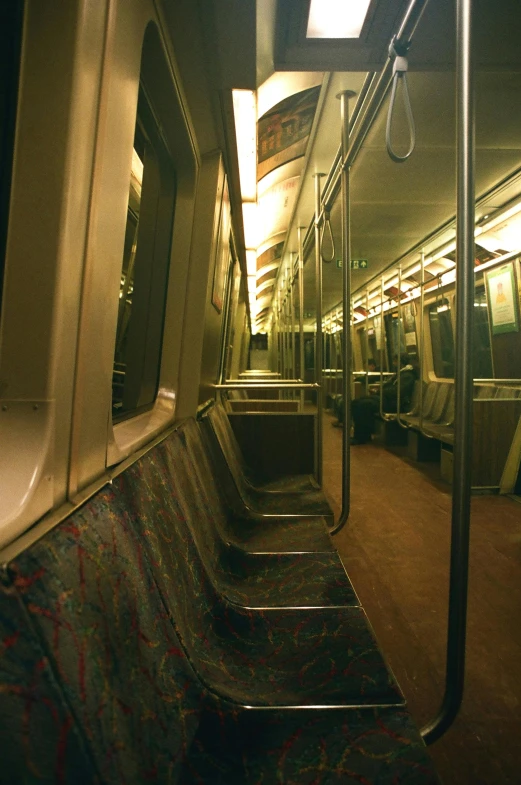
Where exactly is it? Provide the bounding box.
[386,39,416,163]
[320,209,336,263]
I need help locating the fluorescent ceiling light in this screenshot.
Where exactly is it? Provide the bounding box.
[307,0,372,39]
[232,89,257,202]
[246,249,257,276]
[242,202,258,250]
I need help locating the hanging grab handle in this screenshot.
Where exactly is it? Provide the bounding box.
[386,39,416,163]
[320,209,336,263]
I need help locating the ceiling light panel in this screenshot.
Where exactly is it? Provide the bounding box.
[306,0,372,39]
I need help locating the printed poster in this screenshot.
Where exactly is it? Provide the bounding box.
[486,262,519,335]
[257,86,321,181]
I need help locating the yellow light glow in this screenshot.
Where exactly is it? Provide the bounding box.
[307,0,371,39]
[232,89,257,202]
[242,202,258,250]
[247,275,257,296]
[246,249,257,276]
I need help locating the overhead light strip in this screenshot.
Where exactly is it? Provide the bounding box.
[306,0,372,39]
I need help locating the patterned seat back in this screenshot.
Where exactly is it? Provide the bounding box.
[0,485,204,784]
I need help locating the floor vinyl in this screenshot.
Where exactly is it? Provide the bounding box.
[322,413,521,785]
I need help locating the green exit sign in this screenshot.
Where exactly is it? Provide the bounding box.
[336,259,369,269]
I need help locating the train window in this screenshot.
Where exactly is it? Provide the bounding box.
[473,284,493,378]
[112,89,176,421]
[0,1,23,321]
[429,299,455,378]
[384,312,406,366]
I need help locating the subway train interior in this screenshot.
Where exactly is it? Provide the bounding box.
[2,0,521,782]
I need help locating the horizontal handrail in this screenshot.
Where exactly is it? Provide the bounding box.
[215,383,319,390]
[226,378,303,384]
[474,378,521,384]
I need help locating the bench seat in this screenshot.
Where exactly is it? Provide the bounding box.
[201,401,327,504]
[0,436,439,783]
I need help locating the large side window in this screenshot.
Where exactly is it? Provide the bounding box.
[473,283,493,378]
[0,1,23,321]
[112,88,176,421]
[429,299,455,378]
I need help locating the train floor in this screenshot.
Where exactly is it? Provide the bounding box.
[322,411,521,785]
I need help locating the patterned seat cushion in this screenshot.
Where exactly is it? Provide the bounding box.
[113,427,402,708]
[202,403,333,519]
[0,449,439,784]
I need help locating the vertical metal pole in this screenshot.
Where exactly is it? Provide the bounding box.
[283,287,288,385]
[276,299,281,377]
[330,89,356,535]
[379,276,387,419]
[422,0,474,745]
[397,265,408,428]
[314,173,325,485]
[365,290,370,394]
[419,251,425,431]
[290,258,296,393]
[298,227,305,410]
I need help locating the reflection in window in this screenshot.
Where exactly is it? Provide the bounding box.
[384,312,406,367]
[112,90,176,421]
[473,284,493,378]
[0,1,23,322]
[429,299,455,378]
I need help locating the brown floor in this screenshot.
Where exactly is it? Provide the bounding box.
[322,413,521,785]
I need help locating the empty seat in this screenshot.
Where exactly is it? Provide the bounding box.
[402,382,442,428]
[496,386,520,399]
[162,419,357,608]
[200,402,333,520]
[0,434,439,783]
[474,384,497,399]
[114,432,403,710]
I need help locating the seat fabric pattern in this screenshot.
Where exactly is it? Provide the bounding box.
[0,452,440,783]
[1,487,207,784]
[113,425,402,708]
[163,420,357,606]
[177,418,355,600]
[188,418,335,555]
[0,574,98,785]
[203,403,333,518]
[215,400,320,493]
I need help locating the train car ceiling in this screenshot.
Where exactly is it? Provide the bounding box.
[220,0,521,333]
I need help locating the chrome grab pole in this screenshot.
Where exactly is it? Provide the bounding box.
[422,0,474,745]
[298,227,305,412]
[290,258,296,397]
[397,265,408,429]
[379,278,393,421]
[215,383,319,390]
[330,89,356,536]
[314,173,325,485]
[365,290,370,395]
[419,251,425,432]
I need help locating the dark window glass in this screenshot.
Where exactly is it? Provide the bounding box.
[112,89,176,420]
[473,284,493,378]
[384,312,406,367]
[0,1,23,320]
[429,299,455,378]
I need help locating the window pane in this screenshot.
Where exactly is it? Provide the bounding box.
[429,300,455,378]
[0,2,23,322]
[112,91,176,421]
[473,284,493,378]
